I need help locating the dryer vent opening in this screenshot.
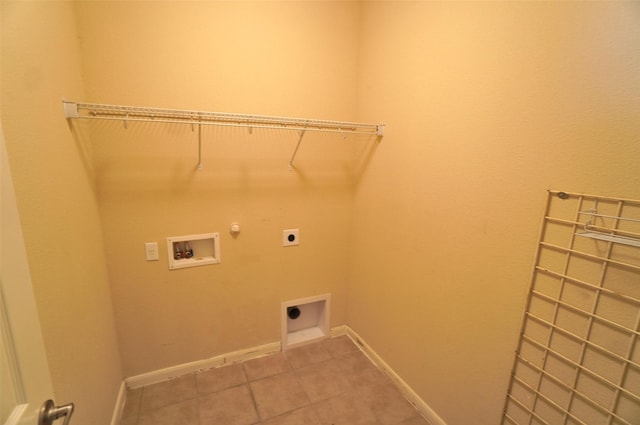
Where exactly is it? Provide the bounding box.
[281,294,330,349]
[287,306,301,320]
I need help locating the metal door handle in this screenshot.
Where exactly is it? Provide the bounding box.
[39,399,74,425]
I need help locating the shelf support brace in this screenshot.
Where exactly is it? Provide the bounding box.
[288,130,306,171]
[196,120,203,170]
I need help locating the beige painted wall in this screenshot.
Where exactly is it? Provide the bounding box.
[1,2,123,425]
[73,1,365,376]
[2,2,639,424]
[351,2,640,425]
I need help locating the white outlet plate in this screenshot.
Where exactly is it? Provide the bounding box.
[144,242,159,261]
[282,229,299,246]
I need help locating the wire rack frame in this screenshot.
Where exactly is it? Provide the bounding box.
[502,190,640,425]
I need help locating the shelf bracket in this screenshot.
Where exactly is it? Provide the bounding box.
[288,130,306,171]
[196,121,203,170]
[62,100,79,119]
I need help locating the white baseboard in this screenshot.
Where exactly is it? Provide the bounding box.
[109,381,127,425]
[125,340,281,389]
[330,324,348,337]
[3,404,27,425]
[344,326,447,425]
[113,325,445,425]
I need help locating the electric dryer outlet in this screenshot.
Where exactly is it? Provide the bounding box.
[282,229,300,246]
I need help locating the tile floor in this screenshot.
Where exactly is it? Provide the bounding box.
[119,335,431,425]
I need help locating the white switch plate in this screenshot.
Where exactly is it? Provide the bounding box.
[144,242,159,261]
[282,229,299,247]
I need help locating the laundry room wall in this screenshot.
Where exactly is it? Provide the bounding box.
[6,3,637,424]
[73,1,368,376]
[350,2,640,424]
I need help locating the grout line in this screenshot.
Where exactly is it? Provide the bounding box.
[284,345,316,414]
[246,378,262,422]
[134,387,145,425]
[240,361,262,420]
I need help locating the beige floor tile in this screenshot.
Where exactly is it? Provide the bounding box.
[197,362,246,394]
[397,416,432,425]
[336,351,387,388]
[261,406,321,425]
[313,393,381,425]
[296,358,351,402]
[140,375,197,412]
[122,387,142,420]
[243,352,290,381]
[250,372,310,420]
[137,399,198,425]
[285,340,331,369]
[356,382,421,425]
[199,384,258,425]
[325,335,359,357]
[118,416,138,425]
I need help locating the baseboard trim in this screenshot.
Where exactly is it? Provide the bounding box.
[109,380,127,425]
[344,326,447,425]
[329,324,348,337]
[125,340,281,389]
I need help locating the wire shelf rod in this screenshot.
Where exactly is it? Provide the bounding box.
[67,115,381,135]
[65,114,382,135]
[78,101,376,128]
[63,100,385,136]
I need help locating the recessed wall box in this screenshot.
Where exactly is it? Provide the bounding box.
[166,233,220,270]
[281,294,330,349]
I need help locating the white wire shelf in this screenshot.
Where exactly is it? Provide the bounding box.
[63,100,385,136]
[63,100,384,170]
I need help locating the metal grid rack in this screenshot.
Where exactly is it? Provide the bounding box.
[502,190,640,425]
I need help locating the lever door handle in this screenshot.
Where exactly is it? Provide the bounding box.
[39,399,75,425]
